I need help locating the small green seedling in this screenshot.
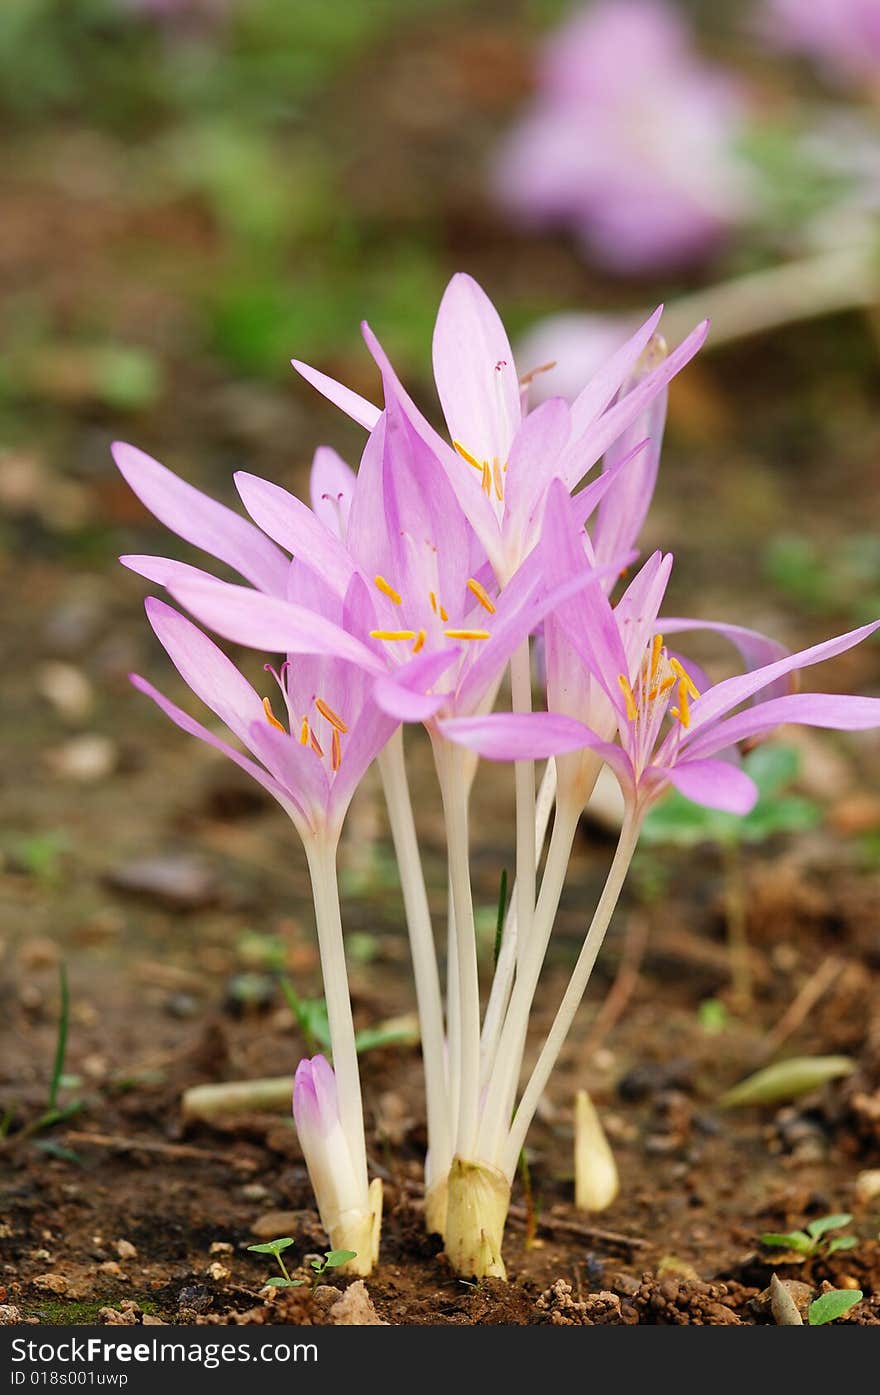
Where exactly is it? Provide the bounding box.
[280,979,418,1056]
[247,1237,303,1288]
[761,1213,859,1260]
[247,1238,357,1289]
[808,1289,863,1325]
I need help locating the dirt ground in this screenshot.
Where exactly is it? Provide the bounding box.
[2,2,880,1327]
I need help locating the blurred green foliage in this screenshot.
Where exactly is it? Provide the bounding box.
[640,744,820,850]
[765,533,880,627]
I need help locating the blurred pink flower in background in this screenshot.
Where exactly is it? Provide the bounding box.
[762,0,880,86]
[494,0,755,274]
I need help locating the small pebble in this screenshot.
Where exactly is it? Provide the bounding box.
[115,1240,137,1260]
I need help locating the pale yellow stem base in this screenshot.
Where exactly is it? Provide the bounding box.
[443,1158,510,1279]
[327,1177,383,1276]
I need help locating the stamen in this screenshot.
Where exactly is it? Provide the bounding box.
[299,715,310,746]
[309,727,325,759]
[331,727,341,772]
[439,604,449,622]
[262,696,286,734]
[374,574,402,605]
[518,360,557,388]
[315,697,348,733]
[412,628,426,654]
[669,658,700,700]
[453,440,484,473]
[429,591,438,615]
[467,578,496,614]
[492,457,504,501]
[675,680,691,728]
[370,629,417,641]
[481,461,492,496]
[650,633,663,680]
[618,674,638,722]
[444,628,490,641]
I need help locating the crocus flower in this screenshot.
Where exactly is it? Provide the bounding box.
[762,0,880,86]
[442,483,880,821]
[493,0,755,274]
[292,271,708,582]
[293,1056,382,1275]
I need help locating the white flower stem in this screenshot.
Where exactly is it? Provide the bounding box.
[509,640,536,971]
[661,245,879,352]
[433,736,482,1159]
[502,809,641,1177]
[377,730,451,1180]
[479,758,557,1090]
[477,795,581,1162]
[303,834,368,1188]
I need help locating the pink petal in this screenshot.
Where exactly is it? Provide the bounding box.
[234,471,355,596]
[659,617,790,700]
[130,673,296,812]
[166,576,386,674]
[120,555,219,588]
[310,446,356,539]
[143,597,266,749]
[568,304,663,437]
[111,442,289,596]
[688,620,880,733]
[662,758,758,815]
[558,320,709,490]
[372,645,461,722]
[290,359,381,431]
[683,692,880,761]
[432,272,522,465]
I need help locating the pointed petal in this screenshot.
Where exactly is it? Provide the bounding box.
[557,320,708,490]
[361,321,502,569]
[130,673,296,812]
[143,597,267,750]
[683,692,880,761]
[662,758,759,815]
[120,555,220,589]
[372,645,461,722]
[291,359,381,431]
[310,446,356,539]
[592,339,668,567]
[439,711,635,793]
[502,396,571,540]
[570,436,649,528]
[111,442,289,596]
[234,471,355,596]
[659,618,790,700]
[688,620,880,733]
[432,272,522,464]
[166,576,386,674]
[568,305,663,437]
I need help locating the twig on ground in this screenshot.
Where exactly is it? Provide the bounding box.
[65,1130,258,1169]
[758,956,844,1061]
[579,913,649,1061]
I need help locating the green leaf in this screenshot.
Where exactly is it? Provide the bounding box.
[263,1276,306,1288]
[806,1214,853,1240]
[827,1235,859,1255]
[808,1290,863,1326]
[247,1237,295,1256]
[353,1020,419,1054]
[760,1231,814,1255]
[719,1055,856,1108]
[323,1249,357,1268]
[48,963,69,1114]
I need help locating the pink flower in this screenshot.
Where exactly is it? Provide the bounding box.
[762,0,880,86]
[494,0,754,274]
[441,482,880,818]
[293,1056,379,1263]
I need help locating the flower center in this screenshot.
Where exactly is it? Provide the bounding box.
[617,634,701,771]
[262,669,347,772]
[368,571,493,653]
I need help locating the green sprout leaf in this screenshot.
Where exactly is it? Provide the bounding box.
[719,1055,856,1108]
[805,1214,852,1240]
[263,1276,306,1288]
[827,1235,860,1255]
[323,1249,357,1269]
[247,1237,295,1257]
[761,1231,814,1256]
[493,868,508,971]
[808,1290,863,1326]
